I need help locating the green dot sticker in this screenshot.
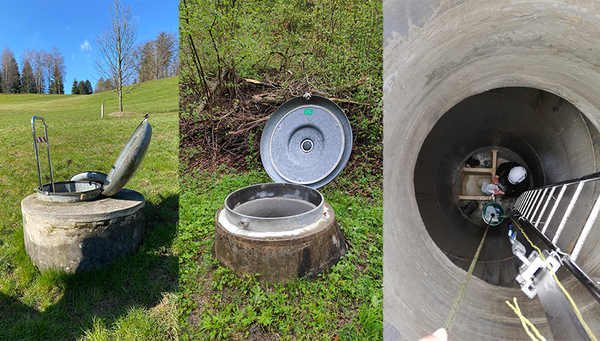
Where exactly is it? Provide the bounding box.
[304,108,313,115]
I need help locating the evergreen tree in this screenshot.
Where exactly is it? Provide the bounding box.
[78,80,86,95]
[10,62,20,93]
[21,59,36,93]
[48,46,65,94]
[84,79,93,94]
[94,77,115,93]
[71,78,79,94]
[1,47,20,93]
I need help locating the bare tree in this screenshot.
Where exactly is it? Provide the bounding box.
[133,40,155,82]
[155,31,177,79]
[30,49,49,94]
[95,0,138,112]
[133,31,178,83]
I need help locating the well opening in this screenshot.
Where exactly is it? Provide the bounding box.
[36,181,102,202]
[224,183,324,232]
[414,87,598,287]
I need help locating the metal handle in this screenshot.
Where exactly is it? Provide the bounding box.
[31,116,55,192]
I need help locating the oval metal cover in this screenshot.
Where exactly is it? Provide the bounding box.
[260,95,352,189]
[102,118,152,196]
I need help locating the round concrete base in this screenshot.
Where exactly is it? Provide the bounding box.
[214,201,347,283]
[22,189,145,273]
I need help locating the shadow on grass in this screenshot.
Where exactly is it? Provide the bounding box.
[0,193,179,340]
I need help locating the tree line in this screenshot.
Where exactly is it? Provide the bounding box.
[94,30,178,95]
[0,30,177,96]
[71,78,93,95]
[0,46,66,94]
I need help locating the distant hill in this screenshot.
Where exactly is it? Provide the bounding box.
[0,76,178,119]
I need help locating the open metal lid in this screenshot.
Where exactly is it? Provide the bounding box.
[102,117,152,196]
[260,95,352,189]
[32,115,151,202]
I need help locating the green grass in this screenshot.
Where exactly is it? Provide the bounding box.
[0,77,179,340]
[178,165,383,340]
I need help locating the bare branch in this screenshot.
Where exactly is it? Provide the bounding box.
[94,0,138,111]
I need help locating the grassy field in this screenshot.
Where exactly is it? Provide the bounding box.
[0,77,179,340]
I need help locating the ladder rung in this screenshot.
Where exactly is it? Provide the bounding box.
[527,188,548,221]
[542,184,568,234]
[524,190,542,220]
[525,189,544,221]
[571,190,600,261]
[519,191,534,214]
[529,188,549,222]
[553,182,585,244]
[535,187,556,228]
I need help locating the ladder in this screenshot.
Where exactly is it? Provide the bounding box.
[512,172,600,302]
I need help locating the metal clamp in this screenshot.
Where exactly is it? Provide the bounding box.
[31,116,55,192]
[509,226,561,298]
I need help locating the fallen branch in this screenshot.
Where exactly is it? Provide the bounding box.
[228,116,271,136]
[244,78,279,87]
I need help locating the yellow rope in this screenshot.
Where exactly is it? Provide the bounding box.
[444,225,489,333]
[510,217,598,341]
[506,297,546,341]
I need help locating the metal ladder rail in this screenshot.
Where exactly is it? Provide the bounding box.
[512,174,600,302]
[512,213,600,304]
[514,179,600,260]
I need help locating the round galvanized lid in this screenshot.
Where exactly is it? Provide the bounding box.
[102,118,152,196]
[260,95,352,189]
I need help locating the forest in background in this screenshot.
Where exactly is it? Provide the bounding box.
[0,30,177,95]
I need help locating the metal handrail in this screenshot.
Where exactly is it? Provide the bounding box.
[31,116,55,192]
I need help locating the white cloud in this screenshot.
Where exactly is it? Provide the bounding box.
[65,25,69,30]
[80,39,92,52]
[72,53,75,59]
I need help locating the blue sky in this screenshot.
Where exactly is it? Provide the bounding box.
[0,0,179,94]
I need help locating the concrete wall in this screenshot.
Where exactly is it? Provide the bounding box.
[383,0,600,339]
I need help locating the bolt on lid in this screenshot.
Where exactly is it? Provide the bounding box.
[260,95,353,189]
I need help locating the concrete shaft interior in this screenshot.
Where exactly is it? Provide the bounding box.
[384,1,600,339]
[415,87,598,287]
